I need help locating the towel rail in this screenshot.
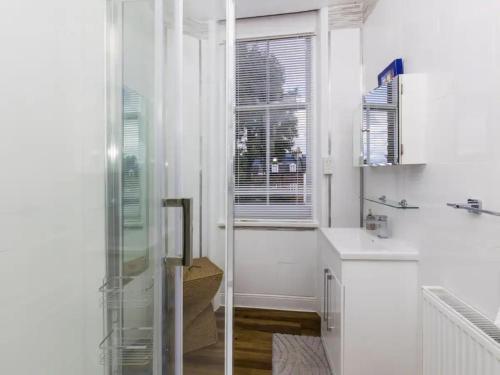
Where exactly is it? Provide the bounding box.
[446,199,500,217]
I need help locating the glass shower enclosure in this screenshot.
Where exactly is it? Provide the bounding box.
[103,0,235,374]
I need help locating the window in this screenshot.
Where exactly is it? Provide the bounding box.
[235,35,313,222]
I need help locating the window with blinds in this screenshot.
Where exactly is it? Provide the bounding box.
[235,35,313,222]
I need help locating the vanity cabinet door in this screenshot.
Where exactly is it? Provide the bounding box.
[319,232,344,375]
[322,267,344,375]
[333,273,344,375]
[329,269,344,375]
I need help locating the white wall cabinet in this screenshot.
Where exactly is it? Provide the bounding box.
[318,228,419,375]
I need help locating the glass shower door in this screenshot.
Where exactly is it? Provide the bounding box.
[104,0,235,374]
[166,0,235,373]
[104,0,176,374]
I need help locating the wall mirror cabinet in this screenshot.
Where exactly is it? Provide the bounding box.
[353,74,427,167]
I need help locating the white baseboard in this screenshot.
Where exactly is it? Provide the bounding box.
[213,296,221,312]
[219,292,318,312]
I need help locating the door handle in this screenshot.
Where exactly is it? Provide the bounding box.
[162,198,193,267]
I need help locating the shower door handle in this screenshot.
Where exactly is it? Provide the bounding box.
[162,198,193,267]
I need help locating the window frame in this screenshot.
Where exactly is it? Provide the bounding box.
[233,34,317,226]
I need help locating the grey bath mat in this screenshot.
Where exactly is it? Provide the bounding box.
[272,334,331,375]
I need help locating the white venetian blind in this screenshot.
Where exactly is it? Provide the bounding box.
[123,87,146,226]
[234,35,313,222]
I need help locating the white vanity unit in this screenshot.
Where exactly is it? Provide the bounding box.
[318,228,419,375]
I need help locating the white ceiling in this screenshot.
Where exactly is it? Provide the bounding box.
[236,0,329,18]
[328,0,378,28]
[184,0,378,28]
[236,0,376,22]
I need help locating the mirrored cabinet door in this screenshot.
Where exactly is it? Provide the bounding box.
[354,74,427,167]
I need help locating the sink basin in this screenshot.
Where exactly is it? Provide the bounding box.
[320,228,419,261]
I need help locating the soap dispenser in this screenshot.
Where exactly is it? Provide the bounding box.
[365,210,377,231]
[376,215,389,239]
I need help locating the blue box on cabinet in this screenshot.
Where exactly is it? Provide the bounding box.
[378,58,404,86]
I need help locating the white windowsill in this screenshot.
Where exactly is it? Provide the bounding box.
[217,220,319,229]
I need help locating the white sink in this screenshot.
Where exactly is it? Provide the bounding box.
[320,227,419,261]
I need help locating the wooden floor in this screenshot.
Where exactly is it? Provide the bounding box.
[184,307,321,375]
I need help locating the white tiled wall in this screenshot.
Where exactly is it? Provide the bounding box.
[362,0,500,319]
[0,1,105,374]
[234,229,319,311]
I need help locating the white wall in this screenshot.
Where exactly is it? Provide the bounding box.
[234,229,318,311]
[226,13,324,311]
[182,34,202,257]
[203,21,227,272]
[0,1,105,374]
[222,14,361,311]
[362,0,500,320]
[330,28,362,227]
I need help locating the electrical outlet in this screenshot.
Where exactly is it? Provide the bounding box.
[323,157,333,175]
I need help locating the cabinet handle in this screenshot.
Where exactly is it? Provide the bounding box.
[323,269,328,322]
[328,273,336,331]
[326,273,333,331]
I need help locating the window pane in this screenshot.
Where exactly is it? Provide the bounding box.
[268,38,311,104]
[235,109,267,205]
[269,107,310,206]
[234,36,313,222]
[235,41,268,106]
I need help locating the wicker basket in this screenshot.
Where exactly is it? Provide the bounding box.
[183,257,223,353]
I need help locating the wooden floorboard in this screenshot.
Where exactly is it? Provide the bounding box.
[184,307,321,375]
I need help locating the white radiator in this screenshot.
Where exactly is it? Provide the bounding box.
[423,286,500,375]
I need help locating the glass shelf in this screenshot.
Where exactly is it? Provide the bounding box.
[364,196,419,209]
